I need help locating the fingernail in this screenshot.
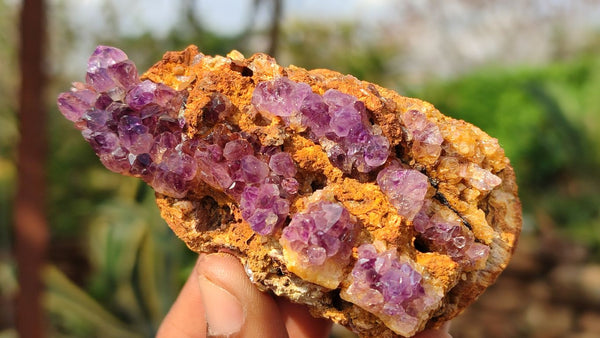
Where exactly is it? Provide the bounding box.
[198,275,244,337]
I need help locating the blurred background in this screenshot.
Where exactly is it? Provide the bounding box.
[1,0,600,337]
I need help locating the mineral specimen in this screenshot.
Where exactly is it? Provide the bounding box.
[342,242,441,335]
[280,197,358,289]
[57,45,522,337]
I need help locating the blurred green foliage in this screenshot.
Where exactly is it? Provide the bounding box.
[0,5,19,334]
[46,115,196,336]
[0,0,18,254]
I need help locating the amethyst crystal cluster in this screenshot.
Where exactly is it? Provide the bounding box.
[58,46,502,335]
[413,205,490,269]
[281,201,356,267]
[57,46,195,198]
[169,101,299,236]
[342,243,434,333]
[252,77,390,173]
[279,200,358,288]
[376,163,489,268]
[56,46,297,235]
[402,109,444,164]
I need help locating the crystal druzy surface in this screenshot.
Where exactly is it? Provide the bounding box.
[252,77,390,173]
[57,46,194,198]
[58,46,521,337]
[342,243,439,335]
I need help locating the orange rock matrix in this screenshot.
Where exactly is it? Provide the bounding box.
[145,46,521,337]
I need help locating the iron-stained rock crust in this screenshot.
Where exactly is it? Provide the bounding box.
[147,46,521,337]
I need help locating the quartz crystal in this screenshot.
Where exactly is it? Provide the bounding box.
[252,77,313,117]
[280,200,358,288]
[281,201,356,266]
[252,77,390,173]
[57,45,195,198]
[462,162,502,191]
[413,204,490,269]
[240,183,289,235]
[376,164,429,221]
[342,243,439,335]
[402,110,444,164]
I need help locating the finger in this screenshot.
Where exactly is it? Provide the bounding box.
[275,297,332,338]
[157,257,207,338]
[196,253,289,338]
[412,321,451,338]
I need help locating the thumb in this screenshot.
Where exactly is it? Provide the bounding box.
[158,253,289,337]
[197,253,288,337]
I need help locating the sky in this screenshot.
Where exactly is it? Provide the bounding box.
[63,0,394,38]
[37,0,600,82]
[47,0,397,76]
[197,0,394,35]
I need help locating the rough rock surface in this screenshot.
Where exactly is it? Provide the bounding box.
[58,45,522,337]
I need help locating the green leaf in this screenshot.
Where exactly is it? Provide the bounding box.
[44,265,141,338]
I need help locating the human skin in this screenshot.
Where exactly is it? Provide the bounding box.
[157,253,451,338]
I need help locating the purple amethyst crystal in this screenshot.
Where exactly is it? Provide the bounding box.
[376,164,429,221]
[87,45,128,72]
[329,105,362,137]
[86,46,133,94]
[413,206,490,269]
[161,149,197,181]
[251,78,390,173]
[107,60,139,90]
[402,110,443,162]
[83,129,119,154]
[194,144,233,190]
[239,155,270,183]
[240,184,289,235]
[269,152,297,178]
[125,80,178,111]
[98,146,131,174]
[342,244,429,331]
[82,108,109,131]
[299,92,330,136]
[280,177,299,196]
[150,132,180,162]
[117,115,153,154]
[364,135,390,167]
[280,201,357,266]
[57,89,98,122]
[223,139,254,161]
[57,46,195,198]
[252,77,312,117]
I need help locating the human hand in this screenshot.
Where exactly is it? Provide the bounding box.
[157,253,451,338]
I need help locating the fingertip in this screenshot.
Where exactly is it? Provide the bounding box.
[198,274,244,336]
[196,253,288,338]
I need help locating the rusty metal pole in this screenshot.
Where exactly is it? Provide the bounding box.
[14,0,48,337]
